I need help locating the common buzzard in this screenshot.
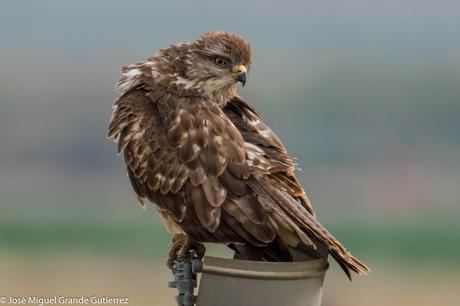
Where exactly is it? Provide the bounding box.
[108,31,369,278]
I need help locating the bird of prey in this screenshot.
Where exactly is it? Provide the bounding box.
[108,31,369,278]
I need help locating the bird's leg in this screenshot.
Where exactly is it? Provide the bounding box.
[167,234,206,268]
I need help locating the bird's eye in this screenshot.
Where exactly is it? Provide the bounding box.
[214,57,228,66]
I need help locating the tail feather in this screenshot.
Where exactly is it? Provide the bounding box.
[305,215,370,278]
[249,178,370,279]
[330,249,369,280]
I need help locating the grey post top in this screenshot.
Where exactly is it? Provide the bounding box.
[169,254,328,306]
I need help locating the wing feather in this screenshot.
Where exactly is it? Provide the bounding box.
[224,96,315,215]
[108,82,369,277]
[222,199,275,243]
[108,88,250,232]
[224,96,369,277]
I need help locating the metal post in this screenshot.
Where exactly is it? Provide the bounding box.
[169,252,203,306]
[169,254,328,306]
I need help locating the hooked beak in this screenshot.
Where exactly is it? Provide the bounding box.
[234,65,248,87]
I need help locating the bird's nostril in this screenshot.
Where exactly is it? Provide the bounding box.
[236,65,247,74]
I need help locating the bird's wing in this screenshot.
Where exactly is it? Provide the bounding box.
[108,88,257,234]
[224,96,369,278]
[108,88,368,277]
[224,96,314,214]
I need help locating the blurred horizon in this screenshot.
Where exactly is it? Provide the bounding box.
[0,1,459,305]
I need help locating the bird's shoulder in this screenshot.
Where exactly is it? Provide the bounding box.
[224,96,315,215]
[224,96,294,171]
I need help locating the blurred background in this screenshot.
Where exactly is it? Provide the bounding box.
[1,0,459,305]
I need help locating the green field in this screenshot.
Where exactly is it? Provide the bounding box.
[1,214,459,306]
[1,212,459,265]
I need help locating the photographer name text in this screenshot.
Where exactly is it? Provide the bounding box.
[0,296,129,306]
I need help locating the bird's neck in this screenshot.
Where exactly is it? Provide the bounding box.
[116,58,237,108]
[206,85,238,107]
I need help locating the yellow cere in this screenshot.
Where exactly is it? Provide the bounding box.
[236,65,247,73]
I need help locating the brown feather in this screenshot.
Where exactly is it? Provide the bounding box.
[107,32,368,279]
[229,196,266,225]
[222,199,275,243]
[221,210,265,246]
[186,184,221,232]
[201,176,227,207]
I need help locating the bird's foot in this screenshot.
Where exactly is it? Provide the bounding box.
[167,234,206,269]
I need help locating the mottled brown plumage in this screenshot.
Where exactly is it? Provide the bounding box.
[108,31,369,278]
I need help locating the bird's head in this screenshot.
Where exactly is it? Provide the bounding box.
[180,31,252,96]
